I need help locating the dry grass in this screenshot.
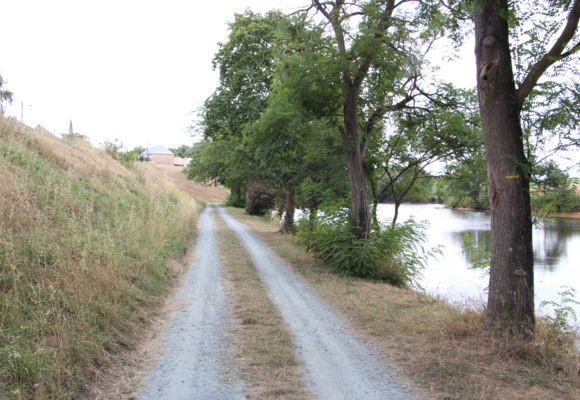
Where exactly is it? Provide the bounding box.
[139,163,229,203]
[214,213,312,399]
[0,116,202,400]
[227,207,580,400]
[80,250,198,400]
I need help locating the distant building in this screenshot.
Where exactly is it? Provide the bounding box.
[173,157,191,166]
[61,120,90,145]
[140,145,175,165]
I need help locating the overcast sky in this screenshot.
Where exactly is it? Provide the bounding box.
[2,0,475,151]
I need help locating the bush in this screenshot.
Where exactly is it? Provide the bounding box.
[297,209,435,287]
[532,184,580,214]
[246,182,274,216]
[225,193,246,208]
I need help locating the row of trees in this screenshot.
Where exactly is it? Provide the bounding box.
[188,1,579,340]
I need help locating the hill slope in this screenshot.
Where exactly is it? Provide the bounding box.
[0,117,201,400]
[140,163,229,203]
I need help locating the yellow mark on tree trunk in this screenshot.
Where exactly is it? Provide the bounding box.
[505,175,520,179]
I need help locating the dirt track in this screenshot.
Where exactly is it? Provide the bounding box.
[139,205,415,400]
[218,207,413,400]
[139,206,244,400]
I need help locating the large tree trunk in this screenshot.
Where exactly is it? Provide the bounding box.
[343,89,371,239]
[346,148,371,239]
[474,0,535,339]
[281,180,296,233]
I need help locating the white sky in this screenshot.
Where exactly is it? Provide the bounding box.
[2,0,476,151]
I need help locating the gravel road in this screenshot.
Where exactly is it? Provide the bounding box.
[218,207,414,400]
[139,205,245,400]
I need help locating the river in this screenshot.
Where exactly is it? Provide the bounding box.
[376,203,580,323]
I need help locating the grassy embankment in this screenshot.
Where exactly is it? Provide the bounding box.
[0,117,203,400]
[228,207,579,400]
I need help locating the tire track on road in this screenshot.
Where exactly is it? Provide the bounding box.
[218,206,414,400]
[139,205,245,400]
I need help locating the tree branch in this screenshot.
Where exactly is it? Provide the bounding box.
[516,0,580,107]
[313,0,352,85]
[352,0,397,90]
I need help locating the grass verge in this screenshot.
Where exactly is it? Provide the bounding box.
[0,117,202,399]
[214,211,312,399]
[227,207,580,400]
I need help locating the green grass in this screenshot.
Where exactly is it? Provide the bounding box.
[0,117,202,399]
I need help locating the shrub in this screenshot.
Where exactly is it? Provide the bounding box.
[246,182,274,216]
[532,184,580,214]
[297,209,435,287]
[225,193,246,208]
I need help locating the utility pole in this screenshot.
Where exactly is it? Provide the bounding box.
[20,102,32,124]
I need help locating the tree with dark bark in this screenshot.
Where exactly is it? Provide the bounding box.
[472,0,580,339]
[304,0,446,238]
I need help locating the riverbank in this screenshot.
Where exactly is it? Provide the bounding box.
[230,207,580,400]
[446,204,580,220]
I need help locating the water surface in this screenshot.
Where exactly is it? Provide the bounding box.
[376,203,580,321]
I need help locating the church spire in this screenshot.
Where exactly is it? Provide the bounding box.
[68,120,74,135]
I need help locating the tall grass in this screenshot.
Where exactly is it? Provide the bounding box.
[0,117,201,399]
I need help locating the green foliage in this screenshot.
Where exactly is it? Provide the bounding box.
[121,145,145,165]
[225,193,246,208]
[530,161,579,214]
[170,144,194,158]
[440,151,489,209]
[0,74,13,113]
[101,138,123,159]
[372,86,482,220]
[100,140,145,167]
[509,2,580,163]
[532,160,571,193]
[297,209,435,287]
[532,184,580,214]
[187,138,249,193]
[461,233,491,272]
[202,10,284,141]
[540,288,580,350]
[245,181,274,216]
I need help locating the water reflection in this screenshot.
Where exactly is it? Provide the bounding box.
[377,203,580,320]
[534,219,577,271]
[454,230,491,269]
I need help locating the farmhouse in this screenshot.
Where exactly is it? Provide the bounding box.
[140,145,174,165]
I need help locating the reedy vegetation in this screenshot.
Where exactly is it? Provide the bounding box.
[0,117,201,399]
